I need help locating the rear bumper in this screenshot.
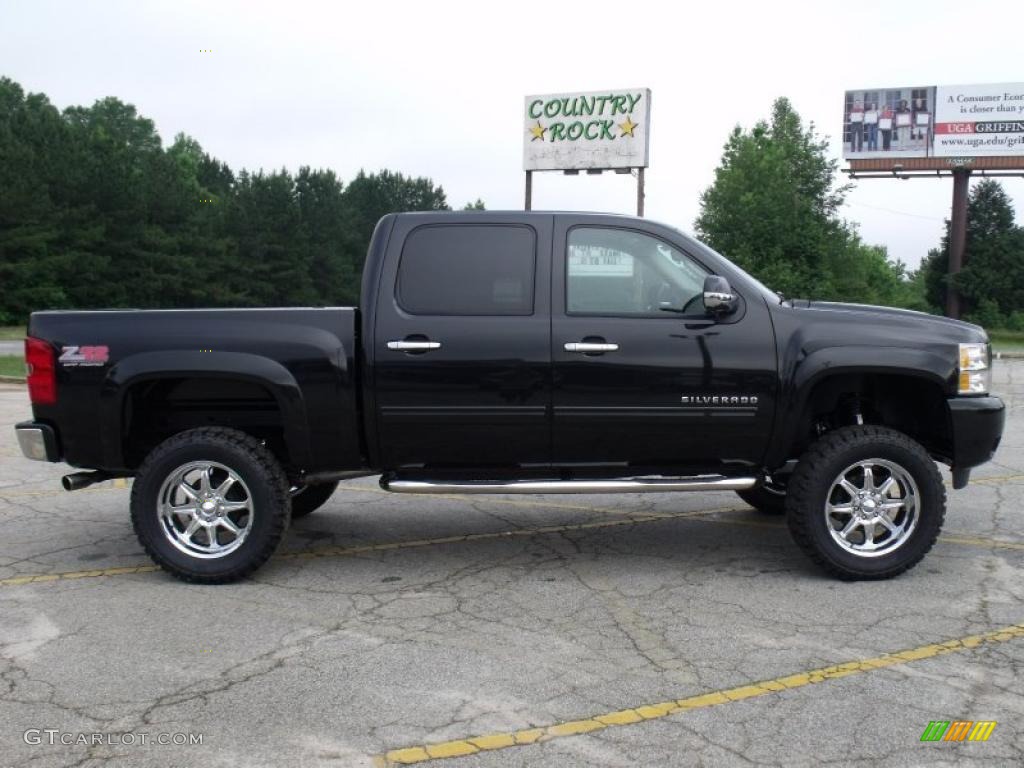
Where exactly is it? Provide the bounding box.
[14,421,60,462]
[947,396,1005,471]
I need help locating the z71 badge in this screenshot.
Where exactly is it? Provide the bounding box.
[59,345,109,367]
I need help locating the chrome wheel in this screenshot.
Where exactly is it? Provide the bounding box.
[158,461,254,559]
[824,459,919,558]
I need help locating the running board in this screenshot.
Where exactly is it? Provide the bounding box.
[380,474,757,495]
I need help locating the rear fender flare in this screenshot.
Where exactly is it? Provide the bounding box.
[99,351,310,470]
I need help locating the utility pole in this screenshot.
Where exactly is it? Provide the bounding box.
[946,168,971,319]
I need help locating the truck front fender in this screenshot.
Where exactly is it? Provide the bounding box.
[99,350,311,469]
[767,344,955,468]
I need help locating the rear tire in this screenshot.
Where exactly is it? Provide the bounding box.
[290,481,339,519]
[131,427,290,584]
[786,425,945,581]
[736,477,788,515]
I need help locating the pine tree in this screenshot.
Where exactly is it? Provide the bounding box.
[919,179,1024,323]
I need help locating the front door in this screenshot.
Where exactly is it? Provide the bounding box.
[551,218,777,470]
[373,216,552,469]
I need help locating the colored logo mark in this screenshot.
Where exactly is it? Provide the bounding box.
[920,720,997,742]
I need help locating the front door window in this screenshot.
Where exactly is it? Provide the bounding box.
[566,227,708,317]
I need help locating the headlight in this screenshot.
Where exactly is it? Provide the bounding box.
[958,342,991,395]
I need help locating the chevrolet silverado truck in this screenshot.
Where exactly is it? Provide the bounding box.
[14,212,1005,583]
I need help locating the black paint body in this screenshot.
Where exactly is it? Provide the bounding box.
[23,212,1004,483]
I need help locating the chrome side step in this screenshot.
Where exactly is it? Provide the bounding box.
[380,474,756,495]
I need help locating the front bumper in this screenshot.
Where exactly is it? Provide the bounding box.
[14,421,60,462]
[947,396,1005,472]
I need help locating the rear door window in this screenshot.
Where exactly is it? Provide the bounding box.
[397,225,536,315]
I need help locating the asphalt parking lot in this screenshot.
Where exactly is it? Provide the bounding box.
[0,363,1022,768]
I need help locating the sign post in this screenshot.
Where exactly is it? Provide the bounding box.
[523,88,651,216]
[840,82,1024,319]
[636,167,645,217]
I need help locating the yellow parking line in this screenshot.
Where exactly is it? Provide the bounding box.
[0,483,129,499]
[0,564,160,586]
[0,506,740,588]
[2,502,1023,589]
[971,473,1024,485]
[940,533,1024,551]
[337,482,1024,550]
[376,622,1024,765]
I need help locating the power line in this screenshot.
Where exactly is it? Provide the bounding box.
[845,201,945,222]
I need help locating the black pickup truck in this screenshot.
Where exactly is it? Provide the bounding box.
[15,212,1005,583]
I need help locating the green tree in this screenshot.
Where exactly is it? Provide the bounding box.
[463,198,486,210]
[919,179,1024,323]
[342,169,449,280]
[695,97,914,306]
[295,166,359,304]
[0,76,482,323]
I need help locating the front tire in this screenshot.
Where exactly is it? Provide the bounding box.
[131,427,290,584]
[786,425,945,580]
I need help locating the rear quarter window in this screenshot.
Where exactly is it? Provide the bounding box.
[396,225,536,316]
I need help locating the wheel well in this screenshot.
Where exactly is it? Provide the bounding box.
[792,373,951,463]
[122,377,289,471]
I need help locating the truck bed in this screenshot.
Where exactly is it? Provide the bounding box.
[27,307,363,475]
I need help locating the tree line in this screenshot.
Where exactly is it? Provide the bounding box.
[0,77,452,324]
[1,80,1020,327]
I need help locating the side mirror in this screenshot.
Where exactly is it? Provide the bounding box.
[703,275,738,316]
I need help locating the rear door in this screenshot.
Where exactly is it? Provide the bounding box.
[551,216,777,469]
[372,214,552,469]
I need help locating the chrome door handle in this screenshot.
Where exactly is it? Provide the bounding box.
[387,340,442,351]
[564,342,619,353]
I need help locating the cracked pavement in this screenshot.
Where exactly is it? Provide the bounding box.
[0,361,1021,767]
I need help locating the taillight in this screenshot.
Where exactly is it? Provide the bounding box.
[25,337,56,405]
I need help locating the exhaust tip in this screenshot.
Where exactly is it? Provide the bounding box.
[62,471,112,491]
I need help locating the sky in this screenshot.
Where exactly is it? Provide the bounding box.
[1,0,1022,269]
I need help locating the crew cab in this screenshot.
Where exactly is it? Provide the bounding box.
[15,212,1006,583]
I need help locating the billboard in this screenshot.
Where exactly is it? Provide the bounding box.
[843,82,1024,160]
[933,83,1024,156]
[523,88,651,171]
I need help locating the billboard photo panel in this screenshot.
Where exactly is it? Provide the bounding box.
[842,86,936,160]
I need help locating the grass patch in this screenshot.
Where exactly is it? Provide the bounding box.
[0,326,26,341]
[990,330,1024,353]
[0,356,26,378]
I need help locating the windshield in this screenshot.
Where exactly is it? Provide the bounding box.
[665,224,784,305]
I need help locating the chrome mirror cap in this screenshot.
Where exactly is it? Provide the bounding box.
[702,275,738,315]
